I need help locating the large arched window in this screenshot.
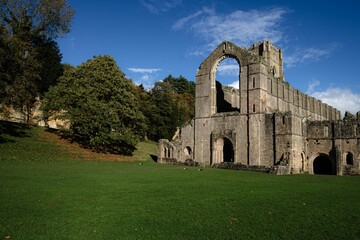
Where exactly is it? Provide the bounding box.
[214,57,240,113]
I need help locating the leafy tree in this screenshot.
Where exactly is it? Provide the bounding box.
[34,36,63,95]
[141,75,195,141]
[0,0,74,39]
[0,0,74,122]
[146,81,178,140]
[42,56,146,155]
[163,74,195,95]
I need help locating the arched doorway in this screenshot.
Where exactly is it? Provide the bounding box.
[223,138,234,162]
[212,137,235,164]
[313,155,335,175]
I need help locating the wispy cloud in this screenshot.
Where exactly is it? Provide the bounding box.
[140,0,182,14]
[173,7,288,55]
[284,43,339,68]
[306,80,360,116]
[172,7,214,30]
[306,79,320,94]
[128,68,161,73]
[217,64,239,76]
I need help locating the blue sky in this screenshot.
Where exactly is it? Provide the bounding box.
[58,0,360,115]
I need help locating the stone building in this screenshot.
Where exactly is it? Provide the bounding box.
[158,41,360,175]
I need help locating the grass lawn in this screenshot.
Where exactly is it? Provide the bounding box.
[1,121,360,239]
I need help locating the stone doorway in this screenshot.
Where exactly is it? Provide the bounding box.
[212,137,234,164]
[313,155,335,175]
[223,138,234,162]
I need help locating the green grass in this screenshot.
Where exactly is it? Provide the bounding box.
[1,121,360,239]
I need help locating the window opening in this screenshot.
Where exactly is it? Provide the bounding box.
[215,58,240,113]
[346,152,353,165]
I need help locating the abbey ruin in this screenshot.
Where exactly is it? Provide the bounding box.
[158,41,360,175]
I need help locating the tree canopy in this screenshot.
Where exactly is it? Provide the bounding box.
[137,75,195,141]
[0,0,74,38]
[0,0,74,123]
[42,55,146,155]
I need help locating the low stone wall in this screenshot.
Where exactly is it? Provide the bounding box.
[213,162,272,173]
[161,158,202,167]
[212,162,292,175]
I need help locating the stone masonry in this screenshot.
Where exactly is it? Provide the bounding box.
[158,41,360,175]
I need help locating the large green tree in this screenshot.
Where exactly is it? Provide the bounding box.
[0,0,74,122]
[139,75,195,141]
[42,55,146,155]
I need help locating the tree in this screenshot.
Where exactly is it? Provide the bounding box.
[163,74,195,95]
[34,36,63,95]
[42,56,146,155]
[146,81,178,140]
[141,75,195,141]
[0,0,74,122]
[0,0,74,39]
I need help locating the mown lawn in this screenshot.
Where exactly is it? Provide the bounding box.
[1,121,360,239]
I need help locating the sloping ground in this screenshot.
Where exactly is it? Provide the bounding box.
[0,120,158,162]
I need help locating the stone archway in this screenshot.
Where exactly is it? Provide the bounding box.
[313,154,335,175]
[212,137,234,164]
[184,146,192,159]
[223,137,234,162]
[211,55,241,115]
[346,152,354,165]
[195,41,255,119]
[213,57,240,113]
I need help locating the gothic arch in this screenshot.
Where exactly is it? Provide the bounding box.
[195,41,258,118]
[311,153,336,175]
[184,146,192,158]
[345,152,354,165]
[212,56,241,113]
[211,136,235,164]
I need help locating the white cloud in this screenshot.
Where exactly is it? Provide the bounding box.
[173,7,287,54]
[228,81,239,89]
[306,80,360,116]
[141,74,150,81]
[284,44,339,68]
[128,68,161,73]
[127,67,162,89]
[217,64,239,76]
[141,0,182,14]
[306,79,320,94]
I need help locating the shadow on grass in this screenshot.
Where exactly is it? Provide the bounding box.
[0,120,31,143]
[45,128,136,156]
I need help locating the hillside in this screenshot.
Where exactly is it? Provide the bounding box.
[0,120,158,162]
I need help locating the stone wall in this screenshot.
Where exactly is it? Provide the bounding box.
[0,101,69,129]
